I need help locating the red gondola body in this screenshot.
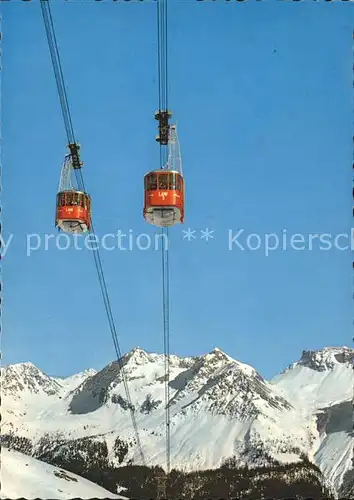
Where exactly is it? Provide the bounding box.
[144,170,184,227]
[56,190,91,234]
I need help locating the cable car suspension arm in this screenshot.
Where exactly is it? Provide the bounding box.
[156,0,171,150]
[40,0,146,467]
[40,0,84,190]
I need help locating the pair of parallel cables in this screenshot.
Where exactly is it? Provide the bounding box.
[40,0,173,479]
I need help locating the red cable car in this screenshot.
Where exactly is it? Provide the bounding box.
[55,190,91,234]
[143,169,184,227]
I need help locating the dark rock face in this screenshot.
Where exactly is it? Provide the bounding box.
[317,401,354,498]
[340,469,354,498]
[68,360,126,414]
[316,400,353,435]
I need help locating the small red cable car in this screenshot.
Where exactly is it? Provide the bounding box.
[55,190,91,234]
[143,169,184,227]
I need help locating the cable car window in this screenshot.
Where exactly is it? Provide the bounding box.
[66,192,74,205]
[58,193,65,206]
[147,174,157,190]
[169,172,176,190]
[158,174,168,190]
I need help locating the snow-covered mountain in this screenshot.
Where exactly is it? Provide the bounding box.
[271,346,353,496]
[1,361,63,399]
[53,368,98,395]
[272,347,353,411]
[1,346,353,497]
[1,447,126,499]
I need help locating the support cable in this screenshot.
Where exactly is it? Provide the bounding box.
[351,30,354,451]
[40,0,146,466]
[156,0,171,481]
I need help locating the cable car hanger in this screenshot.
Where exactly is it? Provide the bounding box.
[55,152,91,234]
[143,0,185,229]
[143,126,185,227]
[40,0,88,234]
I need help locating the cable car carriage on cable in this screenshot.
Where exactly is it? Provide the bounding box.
[55,151,91,234]
[143,125,185,227]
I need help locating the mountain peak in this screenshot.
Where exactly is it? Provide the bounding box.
[3,361,37,370]
[1,361,62,398]
[210,347,229,356]
[130,346,145,354]
[204,347,230,360]
[297,346,353,372]
[123,346,154,366]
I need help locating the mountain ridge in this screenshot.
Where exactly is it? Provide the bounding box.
[1,345,353,497]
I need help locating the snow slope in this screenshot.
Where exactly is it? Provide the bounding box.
[271,346,354,495]
[1,346,353,496]
[53,368,98,395]
[1,447,127,499]
[271,347,353,412]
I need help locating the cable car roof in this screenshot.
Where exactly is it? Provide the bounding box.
[57,189,89,196]
[144,169,183,177]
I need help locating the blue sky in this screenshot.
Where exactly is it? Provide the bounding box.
[2,0,353,379]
